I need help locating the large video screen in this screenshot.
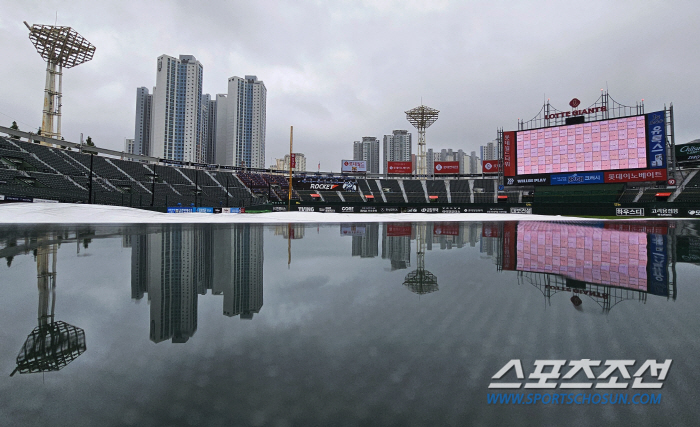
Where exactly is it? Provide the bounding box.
[516,116,647,175]
[516,222,648,291]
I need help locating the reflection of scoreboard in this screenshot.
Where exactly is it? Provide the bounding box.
[503,111,667,185]
[502,221,669,296]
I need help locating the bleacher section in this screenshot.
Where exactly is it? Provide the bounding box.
[426,180,447,203]
[401,180,424,203]
[4,136,700,210]
[449,180,471,203]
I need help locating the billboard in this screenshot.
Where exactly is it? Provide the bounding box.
[676,140,700,163]
[434,161,459,174]
[482,160,500,173]
[503,131,516,176]
[292,178,357,192]
[341,160,366,173]
[505,111,668,185]
[387,161,413,174]
[433,223,460,236]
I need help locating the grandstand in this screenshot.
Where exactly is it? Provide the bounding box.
[1,133,699,213]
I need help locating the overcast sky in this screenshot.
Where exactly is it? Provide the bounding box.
[1,0,699,171]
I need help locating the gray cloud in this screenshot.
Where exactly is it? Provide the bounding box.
[1,0,699,171]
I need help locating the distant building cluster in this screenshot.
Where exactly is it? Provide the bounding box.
[270,153,307,172]
[129,54,266,169]
[349,130,495,175]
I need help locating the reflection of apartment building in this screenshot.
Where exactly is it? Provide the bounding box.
[130,224,265,343]
[138,229,202,343]
[274,224,305,239]
[352,223,379,258]
[212,225,264,319]
[381,229,411,270]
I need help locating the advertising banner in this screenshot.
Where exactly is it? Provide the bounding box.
[434,161,459,174]
[504,174,551,186]
[387,223,412,236]
[603,168,666,183]
[433,223,460,236]
[675,141,700,163]
[647,234,668,296]
[482,160,500,173]
[341,160,366,173]
[501,222,518,271]
[482,222,501,238]
[293,178,358,192]
[290,153,296,168]
[550,172,604,185]
[503,131,516,176]
[646,111,667,169]
[387,161,412,174]
[340,225,366,236]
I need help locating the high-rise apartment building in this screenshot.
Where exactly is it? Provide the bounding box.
[383,130,412,175]
[353,137,380,174]
[132,87,152,156]
[481,139,498,161]
[427,148,466,174]
[201,94,218,164]
[149,55,205,163]
[216,75,267,168]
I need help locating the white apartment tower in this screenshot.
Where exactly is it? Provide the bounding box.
[383,130,412,174]
[353,137,380,174]
[216,76,267,168]
[150,54,205,162]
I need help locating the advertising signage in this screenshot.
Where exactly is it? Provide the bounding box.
[341,160,366,173]
[676,141,700,163]
[434,161,459,174]
[482,160,500,173]
[387,161,413,174]
[505,111,668,185]
[292,178,358,192]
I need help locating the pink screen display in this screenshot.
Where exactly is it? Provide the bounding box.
[516,222,648,291]
[516,116,647,175]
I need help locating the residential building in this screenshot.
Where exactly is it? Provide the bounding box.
[133,87,152,156]
[353,137,380,174]
[270,153,306,172]
[383,130,412,175]
[149,54,205,163]
[216,75,267,168]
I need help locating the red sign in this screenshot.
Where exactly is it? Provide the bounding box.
[387,161,412,174]
[482,160,500,173]
[482,222,501,238]
[603,168,667,183]
[434,161,459,174]
[501,221,517,271]
[433,223,459,236]
[668,178,676,186]
[290,153,296,168]
[387,223,412,237]
[503,131,516,176]
[569,98,581,108]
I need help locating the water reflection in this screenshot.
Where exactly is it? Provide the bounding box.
[9,234,86,376]
[130,224,263,343]
[2,220,696,351]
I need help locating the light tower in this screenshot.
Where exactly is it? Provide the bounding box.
[403,223,438,295]
[24,21,96,141]
[405,104,439,176]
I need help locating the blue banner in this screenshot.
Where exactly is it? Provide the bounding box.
[167,207,194,213]
[646,111,666,169]
[647,234,668,296]
[195,207,214,213]
[550,172,604,185]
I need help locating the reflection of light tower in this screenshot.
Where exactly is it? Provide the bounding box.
[11,239,86,376]
[405,105,439,176]
[403,223,438,295]
[24,21,96,140]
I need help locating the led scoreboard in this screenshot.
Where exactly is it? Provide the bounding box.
[503,111,667,185]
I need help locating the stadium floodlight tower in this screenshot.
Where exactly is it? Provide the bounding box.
[405,104,439,176]
[402,223,438,295]
[24,21,96,141]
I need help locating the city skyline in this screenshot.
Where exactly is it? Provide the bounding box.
[3,2,700,174]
